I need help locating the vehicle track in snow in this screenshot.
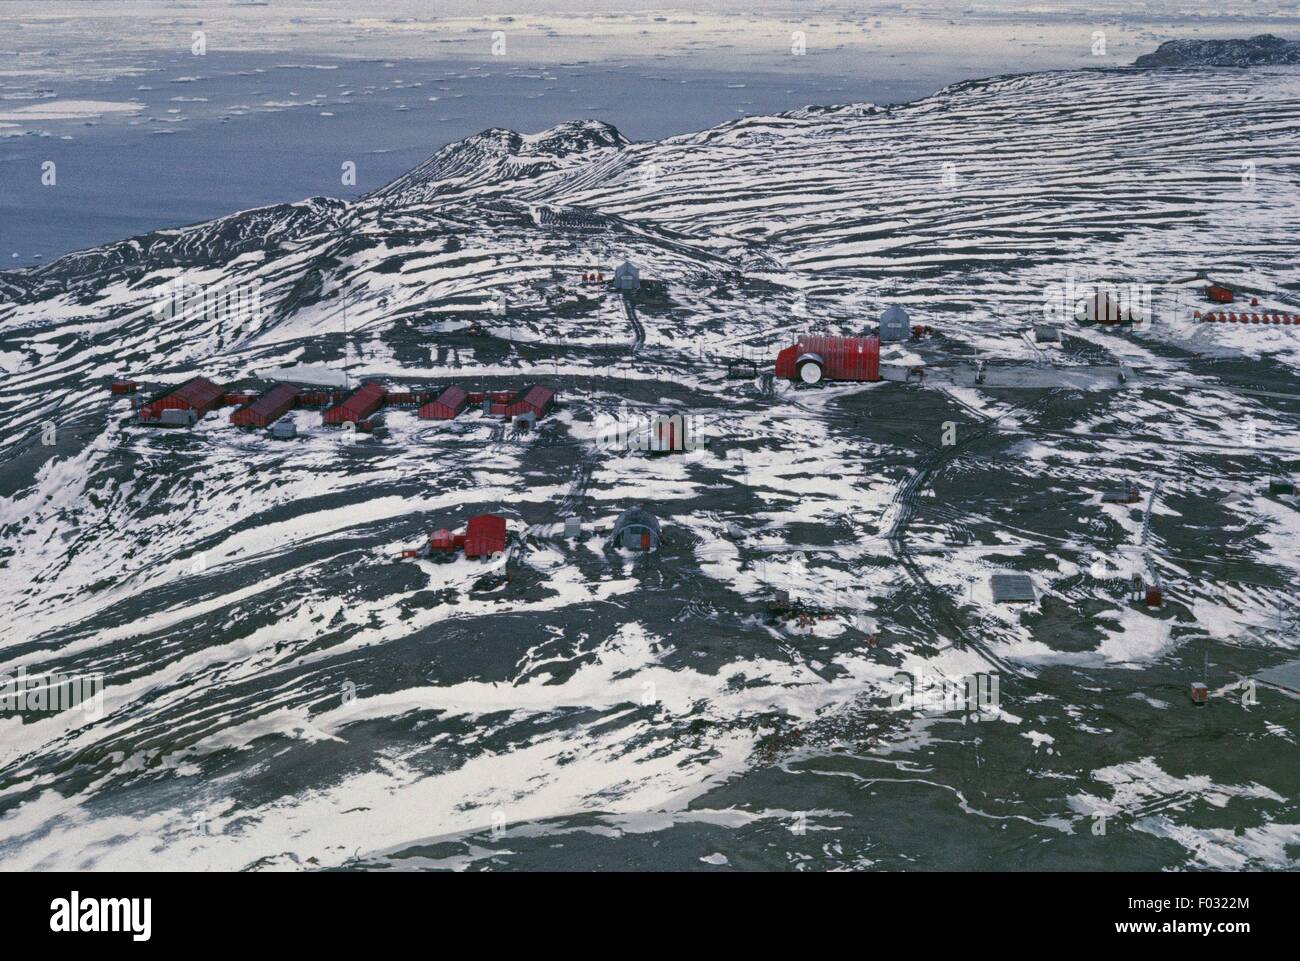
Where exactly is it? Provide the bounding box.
[621,293,644,353]
[882,391,1063,679]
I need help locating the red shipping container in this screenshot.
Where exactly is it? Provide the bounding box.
[324,382,385,425]
[385,391,430,407]
[774,336,879,384]
[464,514,506,558]
[110,380,138,395]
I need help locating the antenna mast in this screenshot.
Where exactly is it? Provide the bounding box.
[342,289,351,390]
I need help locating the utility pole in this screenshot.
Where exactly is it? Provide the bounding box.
[342,288,352,390]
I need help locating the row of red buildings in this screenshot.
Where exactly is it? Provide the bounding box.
[321,381,555,424]
[129,377,556,428]
[417,384,555,421]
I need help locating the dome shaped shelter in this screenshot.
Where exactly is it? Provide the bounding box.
[611,506,661,552]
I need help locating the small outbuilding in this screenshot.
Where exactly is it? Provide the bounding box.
[505,384,555,420]
[269,416,297,440]
[231,383,300,428]
[1034,325,1061,344]
[990,573,1036,603]
[139,376,225,424]
[1101,483,1140,504]
[324,382,385,425]
[613,260,640,292]
[878,305,911,343]
[158,408,198,428]
[1207,283,1235,304]
[611,506,661,552]
[419,385,469,420]
[428,528,457,552]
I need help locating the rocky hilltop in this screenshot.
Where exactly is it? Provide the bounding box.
[1135,33,1300,68]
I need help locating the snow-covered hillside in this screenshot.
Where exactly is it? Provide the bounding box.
[1,65,1298,871]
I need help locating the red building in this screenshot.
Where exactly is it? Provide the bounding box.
[419,385,469,420]
[464,514,507,558]
[428,528,457,552]
[1207,284,1235,304]
[505,385,555,420]
[231,383,299,428]
[138,376,226,423]
[775,336,879,384]
[323,382,385,425]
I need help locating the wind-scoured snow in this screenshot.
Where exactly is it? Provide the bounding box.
[1,65,1298,871]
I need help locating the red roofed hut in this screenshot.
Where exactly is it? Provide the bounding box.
[419,385,469,420]
[231,383,300,428]
[139,376,225,423]
[464,513,507,559]
[505,385,555,420]
[323,382,385,426]
[1207,284,1235,304]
